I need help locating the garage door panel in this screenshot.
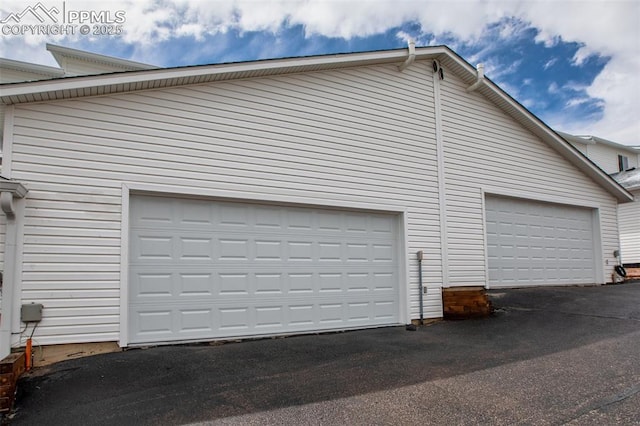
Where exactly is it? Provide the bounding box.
[129,195,400,344]
[131,236,395,267]
[485,196,596,287]
[131,268,396,300]
[130,294,398,344]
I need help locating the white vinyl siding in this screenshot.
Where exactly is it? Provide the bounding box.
[5,57,625,347]
[568,141,588,155]
[1,104,5,148]
[619,189,640,264]
[438,71,619,287]
[9,62,443,345]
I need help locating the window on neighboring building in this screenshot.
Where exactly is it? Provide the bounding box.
[618,155,629,171]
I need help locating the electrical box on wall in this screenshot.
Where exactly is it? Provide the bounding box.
[21,303,43,322]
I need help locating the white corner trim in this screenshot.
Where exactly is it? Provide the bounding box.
[1,106,15,178]
[118,183,130,347]
[398,210,411,324]
[591,208,605,285]
[479,188,490,289]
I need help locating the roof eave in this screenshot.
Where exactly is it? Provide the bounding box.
[0,58,65,78]
[46,43,159,71]
[0,47,449,105]
[557,131,597,146]
[589,135,640,153]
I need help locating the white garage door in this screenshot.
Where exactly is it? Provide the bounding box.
[128,195,400,345]
[485,196,596,288]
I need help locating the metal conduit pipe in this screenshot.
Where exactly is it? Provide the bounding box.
[417,251,424,325]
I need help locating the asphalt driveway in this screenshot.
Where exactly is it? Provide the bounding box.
[7,283,640,425]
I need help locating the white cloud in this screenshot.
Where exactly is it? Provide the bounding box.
[565,97,590,108]
[1,0,638,144]
[573,55,640,143]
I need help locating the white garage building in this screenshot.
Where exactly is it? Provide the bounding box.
[0,44,632,356]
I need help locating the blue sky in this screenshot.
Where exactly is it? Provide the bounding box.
[1,1,639,145]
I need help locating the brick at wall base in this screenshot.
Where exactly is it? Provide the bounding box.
[442,286,492,319]
[625,267,640,279]
[0,352,26,414]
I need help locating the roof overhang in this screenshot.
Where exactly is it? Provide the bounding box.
[46,43,158,72]
[559,131,640,154]
[0,47,449,104]
[557,131,597,146]
[0,45,633,203]
[0,58,65,79]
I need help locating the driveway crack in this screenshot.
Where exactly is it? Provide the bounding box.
[561,383,640,424]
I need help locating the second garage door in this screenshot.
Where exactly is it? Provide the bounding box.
[128,195,401,345]
[485,195,597,288]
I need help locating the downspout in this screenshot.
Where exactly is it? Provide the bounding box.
[398,40,416,72]
[0,182,28,359]
[466,63,485,92]
[432,60,450,289]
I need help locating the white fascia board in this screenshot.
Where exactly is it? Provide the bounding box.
[0,58,65,77]
[46,43,158,70]
[0,47,445,104]
[557,131,596,146]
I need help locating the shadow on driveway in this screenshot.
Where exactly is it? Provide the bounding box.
[9,283,640,425]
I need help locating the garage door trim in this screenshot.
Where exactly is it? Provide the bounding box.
[482,189,603,289]
[118,183,409,347]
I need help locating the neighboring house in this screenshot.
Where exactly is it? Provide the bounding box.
[0,43,633,359]
[560,132,640,175]
[561,132,640,266]
[610,169,640,267]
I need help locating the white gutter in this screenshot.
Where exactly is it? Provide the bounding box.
[466,63,485,92]
[398,40,416,72]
